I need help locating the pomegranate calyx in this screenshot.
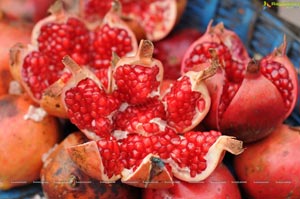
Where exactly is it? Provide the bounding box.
[110,0,122,15]
[47,0,65,16]
[246,59,260,74]
[121,154,174,189]
[137,40,155,65]
[274,35,287,57]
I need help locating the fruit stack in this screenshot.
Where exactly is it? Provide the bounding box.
[0,0,299,198]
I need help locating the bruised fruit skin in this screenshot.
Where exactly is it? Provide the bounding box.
[142,163,241,199]
[41,132,140,199]
[234,124,300,199]
[0,94,61,190]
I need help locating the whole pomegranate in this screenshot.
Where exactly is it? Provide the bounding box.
[41,132,141,199]
[181,22,298,143]
[142,163,241,199]
[0,94,61,190]
[153,28,202,80]
[234,123,300,198]
[0,17,32,96]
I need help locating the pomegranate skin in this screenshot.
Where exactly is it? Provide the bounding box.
[41,132,141,199]
[0,94,61,190]
[233,124,300,199]
[142,163,241,199]
[0,19,32,96]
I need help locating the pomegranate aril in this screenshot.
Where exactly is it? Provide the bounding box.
[113,64,161,104]
[260,60,294,108]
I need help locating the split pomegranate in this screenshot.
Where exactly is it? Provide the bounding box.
[67,130,243,188]
[0,17,32,96]
[142,163,241,199]
[76,0,187,41]
[0,94,61,190]
[234,123,300,198]
[41,132,141,199]
[9,0,137,117]
[181,22,298,143]
[153,28,202,80]
[59,39,216,139]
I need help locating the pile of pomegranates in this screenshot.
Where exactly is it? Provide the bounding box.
[0,0,299,198]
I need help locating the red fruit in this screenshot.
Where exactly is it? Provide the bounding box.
[0,94,61,190]
[153,28,202,80]
[76,0,187,41]
[9,1,137,117]
[0,17,32,96]
[41,132,141,199]
[67,130,243,188]
[182,22,298,143]
[60,40,216,139]
[0,0,55,22]
[234,124,300,198]
[142,163,241,199]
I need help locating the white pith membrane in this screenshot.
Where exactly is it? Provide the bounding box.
[165,135,244,182]
[23,105,48,122]
[8,80,23,95]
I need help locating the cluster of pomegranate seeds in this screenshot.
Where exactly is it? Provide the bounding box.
[260,60,294,108]
[113,64,161,104]
[113,98,166,135]
[22,17,91,100]
[163,76,205,132]
[22,52,52,100]
[97,130,221,178]
[97,138,123,178]
[183,43,231,72]
[64,78,120,138]
[92,24,134,88]
[37,17,91,67]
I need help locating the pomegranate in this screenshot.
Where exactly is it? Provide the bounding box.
[181,22,298,143]
[153,28,202,80]
[59,39,216,139]
[0,17,32,96]
[9,0,138,117]
[142,163,241,199]
[41,132,141,199]
[0,0,56,22]
[76,0,187,41]
[234,123,300,199]
[52,39,244,188]
[0,94,61,190]
[67,130,243,188]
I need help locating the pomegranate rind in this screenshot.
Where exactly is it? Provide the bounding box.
[121,154,174,189]
[67,143,174,188]
[168,135,243,182]
[67,140,120,182]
